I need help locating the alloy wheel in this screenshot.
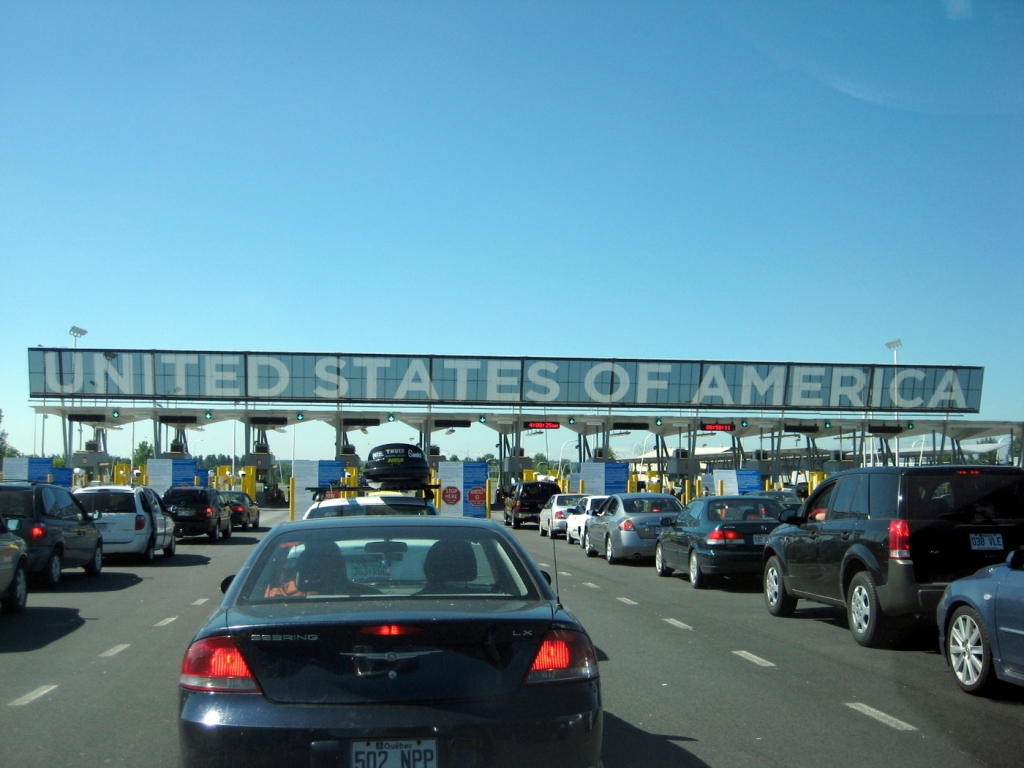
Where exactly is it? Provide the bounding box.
[949,614,985,687]
[849,584,871,636]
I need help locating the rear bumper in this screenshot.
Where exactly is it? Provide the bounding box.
[876,560,946,620]
[695,548,763,576]
[613,531,657,558]
[179,682,602,768]
[175,519,214,537]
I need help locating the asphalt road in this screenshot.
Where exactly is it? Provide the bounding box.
[2,511,1022,768]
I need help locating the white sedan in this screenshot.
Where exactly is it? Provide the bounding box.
[74,485,177,562]
[539,493,588,539]
[566,495,608,545]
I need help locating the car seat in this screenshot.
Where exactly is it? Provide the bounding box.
[419,539,478,593]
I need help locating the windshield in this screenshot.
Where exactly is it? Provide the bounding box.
[75,491,136,514]
[553,494,585,506]
[519,484,560,500]
[622,497,685,515]
[906,471,1024,521]
[239,526,539,604]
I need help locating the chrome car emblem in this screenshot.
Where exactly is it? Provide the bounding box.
[341,650,441,661]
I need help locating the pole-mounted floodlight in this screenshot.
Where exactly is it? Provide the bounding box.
[69,326,88,347]
[885,339,902,366]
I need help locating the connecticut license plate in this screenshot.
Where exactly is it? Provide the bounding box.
[351,739,437,768]
[970,533,1004,551]
[753,534,769,545]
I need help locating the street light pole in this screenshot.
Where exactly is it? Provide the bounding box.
[886,339,902,465]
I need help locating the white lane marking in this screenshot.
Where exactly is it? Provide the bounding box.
[99,644,130,657]
[617,597,638,605]
[9,685,58,707]
[558,571,572,576]
[663,618,692,630]
[192,598,209,606]
[582,582,600,589]
[845,703,918,731]
[537,562,550,567]
[155,617,178,627]
[733,650,775,667]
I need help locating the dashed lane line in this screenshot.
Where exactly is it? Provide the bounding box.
[582,582,600,589]
[616,597,638,605]
[9,685,58,707]
[663,618,692,630]
[845,703,918,731]
[155,617,178,627]
[733,650,775,667]
[192,598,209,606]
[558,572,572,576]
[99,644,131,657]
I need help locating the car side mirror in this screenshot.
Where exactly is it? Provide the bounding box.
[661,516,675,527]
[780,510,801,525]
[540,570,552,585]
[220,575,235,594]
[6,518,21,532]
[1007,550,1024,570]
[83,512,95,522]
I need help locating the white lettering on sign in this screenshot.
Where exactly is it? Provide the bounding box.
[248,356,290,397]
[443,359,481,400]
[693,365,733,405]
[829,367,867,407]
[352,358,391,399]
[314,356,348,398]
[891,369,925,409]
[205,355,241,397]
[93,353,133,395]
[927,369,967,409]
[637,363,670,404]
[584,362,630,403]
[740,365,785,406]
[789,366,825,407]
[525,361,559,402]
[395,359,438,400]
[487,360,520,401]
[160,354,199,395]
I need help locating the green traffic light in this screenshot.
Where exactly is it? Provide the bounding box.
[204,411,212,420]
[740,420,748,428]
[655,418,663,426]
[478,415,486,423]
[568,417,576,425]
[907,422,915,430]
[296,412,304,421]
[388,413,396,422]
[111,410,120,419]
[824,421,832,429]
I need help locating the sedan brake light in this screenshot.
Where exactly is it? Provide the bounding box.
[554,510,565,519]
[29,522,47,541]
[360,625,423,636]
[516,500,522,511]
[180,636,261,693]
[205,507,214,516]
[135,514,146,531]
[889,519,911,559]
[707,528,744,545]
[232,504,244,513]
[525,629,599,684]
[618,518,634,531]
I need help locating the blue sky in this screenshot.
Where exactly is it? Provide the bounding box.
[1,0,1022,462]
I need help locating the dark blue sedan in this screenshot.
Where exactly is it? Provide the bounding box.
[937,549,1024,695]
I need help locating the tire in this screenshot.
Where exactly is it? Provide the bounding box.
[252,511,260,530]
[208,522,219,543]
[141,537,156,563]
[84,543,103,576]
[503,511,511,527]
[655,543,674,577]
[764,556,797,617]
[511,516,521,530]
[947,606,997,695]
[241,513,249,531]
[1,562,28,613]
[41,549,62,588]
[220,517,232,541]
[163,536,177,557]
[689,550,709,589]
[584,530,599,557]
[847,571,894,648]
[540,519,548,537]
[605,536,618,565]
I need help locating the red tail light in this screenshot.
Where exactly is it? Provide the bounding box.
[516,500,522,511]
[554,510,565,519]
[135,515,146,531]
[707,528,744,545]
[526,629,599,684]
[29,522,47,541]
[232,504,244,513]
[360,625,424,636]
[618,518,634,531]
[205,507,214,516]
[180,636,260,693]
[889,519,911,559]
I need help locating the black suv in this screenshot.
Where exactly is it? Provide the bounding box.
[163,487,232,542]
[0,481,104,587]
[503,481,562,529]
[763,466,1024,647]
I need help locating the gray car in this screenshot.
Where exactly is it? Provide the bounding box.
[584,492,685,564]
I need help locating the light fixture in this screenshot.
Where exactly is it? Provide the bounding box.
[204,410,213,420]
[388,413,396,422]
[445,428,456,435]
[69,326,88,346]
[478,415,487,423]
[111,410,120,419]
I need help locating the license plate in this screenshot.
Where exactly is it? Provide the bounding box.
[970,533,1004,551]
[351,739,437,768]
[753,534,769,545]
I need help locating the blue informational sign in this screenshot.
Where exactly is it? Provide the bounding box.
[605,462,629,495]
[51,468,73,487]
[196,469,210,487]
[171,459,198,486]
[736,469,762,495]
[318,461,347,486]
[462,462,489,519]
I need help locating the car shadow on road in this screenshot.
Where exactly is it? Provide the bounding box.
[602,712,710,768]
[176,536,261,547]
[109,553,212,569]
[41,571,143,593]
[0,607,85,653]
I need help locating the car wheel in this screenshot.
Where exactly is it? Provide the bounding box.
[221,517,232,541]
[511,516,521,530]
[163,536,177,557]
[540,519,548,537]
[655,543,674,577]
[566,528,576,545]
[84,543,103,576]
[1,562,28,613]
[847,571,894,648]
[141,537,156,563]
[252,511,260,530]
[42,549,62,588]
[584,530,598,557]
[764,556,797,617]
[947,606,997,695]
[689,550,709,589]
[241,513,249,531]
[208,522,219,543]
[605,536,618,565]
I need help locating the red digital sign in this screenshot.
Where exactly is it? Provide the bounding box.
[701,422,735,432]
[525,421,560,430]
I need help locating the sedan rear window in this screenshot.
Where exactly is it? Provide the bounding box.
[906,471,1024,521]
[75,492,136,513]
[553,495,585,506]
[622,497,685,515]
[164,489,208,505]
[519,484,560,500]
[239,526,539,604]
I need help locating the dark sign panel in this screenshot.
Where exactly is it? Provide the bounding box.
[28,349,984,413]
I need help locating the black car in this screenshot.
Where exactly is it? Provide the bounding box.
[655,496,785,588]
[0,481,103,587]
[178,517,602,768]
[221,491,261,531]
[503,481,562,529]
[762,466,1024,647]
[163,486,232,542]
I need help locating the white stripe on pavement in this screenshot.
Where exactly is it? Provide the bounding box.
[192,598,209,606]
[845,703,917,731]
[616,597,638,605]
[9,685,58,707]
[99,644,131,657]
[733,650,775,667]
[558,571,572,576]
[663,618,692,630]
[537,563,550,567]
[155,617,178,627]
[582,582,600,588]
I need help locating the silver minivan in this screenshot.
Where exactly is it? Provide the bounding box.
[75,485,177,562]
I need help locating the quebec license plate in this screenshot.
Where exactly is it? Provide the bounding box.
[351,739,437,768]
[970,533,1004,551]
[753,534,769,545]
